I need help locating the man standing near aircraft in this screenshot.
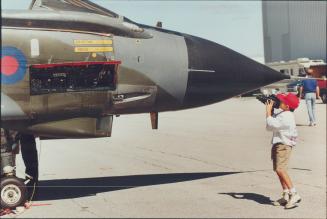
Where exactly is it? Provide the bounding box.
[299,71,321,126]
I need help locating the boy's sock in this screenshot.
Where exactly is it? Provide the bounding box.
[283,189,289,193]
[290,188,297,194]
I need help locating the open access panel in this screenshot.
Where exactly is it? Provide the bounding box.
[30,61,121,95]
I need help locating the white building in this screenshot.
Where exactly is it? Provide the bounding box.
[262,1,327,63]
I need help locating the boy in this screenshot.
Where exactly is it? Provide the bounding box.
[266,93,301,209]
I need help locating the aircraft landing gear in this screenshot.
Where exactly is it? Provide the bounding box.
[20,134,39,200]
[1,148,27,209]
[1,132,38,210]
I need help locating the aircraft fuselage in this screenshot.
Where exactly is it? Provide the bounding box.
[1,10,287,138]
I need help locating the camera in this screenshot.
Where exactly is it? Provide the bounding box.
[256,94,280,109]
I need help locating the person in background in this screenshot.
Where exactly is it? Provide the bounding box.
[299,69,321,126]
[266,93,301,209]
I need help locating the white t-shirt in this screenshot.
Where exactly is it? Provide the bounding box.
[266,109,298,146]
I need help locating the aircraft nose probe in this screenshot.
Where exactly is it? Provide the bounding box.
[182,35,289,108]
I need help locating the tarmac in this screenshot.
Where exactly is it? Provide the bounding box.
[5,97,327,218]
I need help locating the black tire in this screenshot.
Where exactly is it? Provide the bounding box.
[0,176,27,209]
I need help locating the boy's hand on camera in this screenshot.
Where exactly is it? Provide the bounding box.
[265,100,274,117]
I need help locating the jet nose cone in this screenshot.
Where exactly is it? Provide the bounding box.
[182,35,288,108]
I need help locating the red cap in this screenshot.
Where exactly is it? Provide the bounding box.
[276,93,300,110]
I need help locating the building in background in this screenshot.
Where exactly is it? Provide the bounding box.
[262,1,326,63]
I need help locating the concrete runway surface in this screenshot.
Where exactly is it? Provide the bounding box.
[5,97,326,218]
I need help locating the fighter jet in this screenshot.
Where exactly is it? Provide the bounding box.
[1,0,288,208]
[1,0,288,137]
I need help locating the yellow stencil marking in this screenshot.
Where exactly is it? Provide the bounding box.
[74,47,114,53]
[74,40,113,45]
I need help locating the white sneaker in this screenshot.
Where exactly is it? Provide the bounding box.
[272,192,289,206]
[285,192,301,209]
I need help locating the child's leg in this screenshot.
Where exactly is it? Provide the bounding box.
[273,144,293,189]
[276,170,293,189]
[276,173,288,189]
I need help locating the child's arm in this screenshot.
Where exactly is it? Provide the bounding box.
[265,100,290,131]
[266,115,289,131]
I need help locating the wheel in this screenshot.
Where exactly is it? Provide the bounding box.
[321,93,327,104]
[1,176,27,209]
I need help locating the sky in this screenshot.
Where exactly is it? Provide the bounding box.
[1,0,265,63]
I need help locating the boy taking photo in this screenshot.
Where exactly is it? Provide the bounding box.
[266,93,301,209]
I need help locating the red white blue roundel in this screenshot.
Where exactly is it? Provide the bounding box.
[1,47,27,85]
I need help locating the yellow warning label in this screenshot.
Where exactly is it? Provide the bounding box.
[74,47,114,53]
[74,40,113,45]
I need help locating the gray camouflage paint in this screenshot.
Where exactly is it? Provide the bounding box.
[1,2,287,138]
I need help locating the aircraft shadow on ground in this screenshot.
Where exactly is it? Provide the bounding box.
[35,172,241,201]
[219,192,273,205]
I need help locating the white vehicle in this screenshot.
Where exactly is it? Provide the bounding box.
[267,58,326,77]
[260,58,326,95]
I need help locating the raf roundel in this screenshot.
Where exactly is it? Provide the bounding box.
[1,47,27,85]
